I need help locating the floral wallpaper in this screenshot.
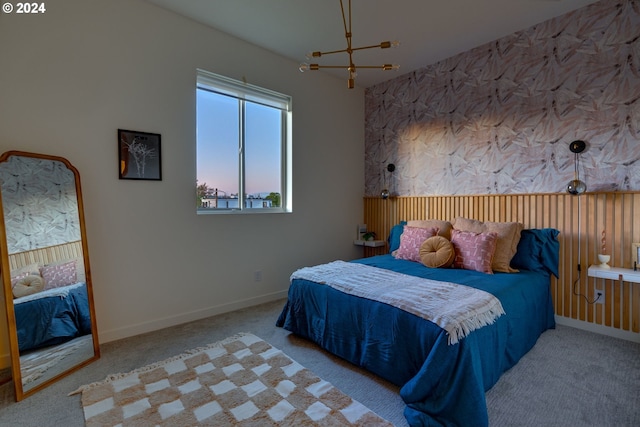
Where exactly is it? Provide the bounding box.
[364,0,640,196]
[0,155,80,254]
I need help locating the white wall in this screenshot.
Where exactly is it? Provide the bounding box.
[0,0,364,358]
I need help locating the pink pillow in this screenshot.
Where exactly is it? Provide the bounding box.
[450,229,498,274]
[395,226,438,262]
[40,260,77,290]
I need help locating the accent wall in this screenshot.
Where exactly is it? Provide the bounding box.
[365,0,640,196]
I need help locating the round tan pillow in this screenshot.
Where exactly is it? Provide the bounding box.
[12,275,45,299]
[420,236,455,268]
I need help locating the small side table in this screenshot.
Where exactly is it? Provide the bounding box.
[587,265,640,283]
[353,239,386,248]
[354,239,387,257]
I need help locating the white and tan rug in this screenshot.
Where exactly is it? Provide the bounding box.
[74,333,393,426]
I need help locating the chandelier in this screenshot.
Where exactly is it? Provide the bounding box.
[299,0,400,89]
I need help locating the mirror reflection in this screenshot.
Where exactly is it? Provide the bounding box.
[0,151,99,400]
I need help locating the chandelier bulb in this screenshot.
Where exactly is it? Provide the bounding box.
[380,40,401,49]
[299,63,309,73]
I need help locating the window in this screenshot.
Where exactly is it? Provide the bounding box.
[196,69,292,214]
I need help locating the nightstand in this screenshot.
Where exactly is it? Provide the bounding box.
[354,239,387,257]
[587,265,640,284]
[353,239,386,247]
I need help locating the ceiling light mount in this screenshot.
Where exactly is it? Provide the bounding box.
[299,0,400,89]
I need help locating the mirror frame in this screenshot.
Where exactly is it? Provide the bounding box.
[0,150,100,401]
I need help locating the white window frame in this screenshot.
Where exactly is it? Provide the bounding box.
[196,69,292,214]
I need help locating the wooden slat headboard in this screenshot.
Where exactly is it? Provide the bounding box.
[363,192,640,335]
[8,240,84,271]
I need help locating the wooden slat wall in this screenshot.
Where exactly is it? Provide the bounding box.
[363,192,640,333]
[8,240,83,270]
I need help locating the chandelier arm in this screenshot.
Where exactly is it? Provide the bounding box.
[351,43,388,52]
[311,64,398,70]
[311,65,354,69]
[317,48,350,56]
[358,65,396,68]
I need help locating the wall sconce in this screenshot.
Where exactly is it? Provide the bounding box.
[567,140,587,195]
[381,163,395,199]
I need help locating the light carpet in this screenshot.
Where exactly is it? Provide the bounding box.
[74,332,393,426]
[21,335,92,385]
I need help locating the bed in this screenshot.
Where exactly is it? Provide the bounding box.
[8,240,92,354]
[277,223,559,426]
[13,282,92,353]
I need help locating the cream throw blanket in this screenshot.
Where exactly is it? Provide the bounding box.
[290,261,505,345]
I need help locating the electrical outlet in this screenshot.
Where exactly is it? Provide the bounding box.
[254,270,262,282]
[595,289,605,304]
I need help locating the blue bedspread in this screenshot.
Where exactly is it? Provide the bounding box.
[14,283,92,353]
[276,255,555,426]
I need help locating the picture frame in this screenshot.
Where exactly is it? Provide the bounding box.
[118,129,162,180]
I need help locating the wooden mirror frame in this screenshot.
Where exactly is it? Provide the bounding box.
[0,150,100,401]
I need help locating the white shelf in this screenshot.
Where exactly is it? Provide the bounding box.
[353,239,386,247]
[587,265,640,284]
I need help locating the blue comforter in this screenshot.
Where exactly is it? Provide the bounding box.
[277,255,555,426]
[14,283,92,353]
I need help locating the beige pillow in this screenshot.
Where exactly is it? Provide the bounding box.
[453,217,524,273]
[10,263,41,289]
[407,219,453,240]
[420,236,455,268]
[12,275,45,298]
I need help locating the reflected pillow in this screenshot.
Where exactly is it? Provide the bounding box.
[12,275,44,298]
[40,260,77,290]
[394,226,438,262]
[451,229,498,274]
[10,263,41,289]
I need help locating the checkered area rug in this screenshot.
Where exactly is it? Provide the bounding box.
[74,333,393,426]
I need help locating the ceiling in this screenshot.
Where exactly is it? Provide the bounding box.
[147,0,600,88]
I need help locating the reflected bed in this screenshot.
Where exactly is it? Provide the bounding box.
[14,282,92,353]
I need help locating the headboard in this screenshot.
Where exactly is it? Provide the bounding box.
[362,192,640,336]
[7,240,86,282]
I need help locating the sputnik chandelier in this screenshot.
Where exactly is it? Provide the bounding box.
[299,0,400,89]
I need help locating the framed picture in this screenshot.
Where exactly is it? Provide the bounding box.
[118,129,162,180]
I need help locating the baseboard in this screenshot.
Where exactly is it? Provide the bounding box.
[98,290,288,344]
[555,316,640,343]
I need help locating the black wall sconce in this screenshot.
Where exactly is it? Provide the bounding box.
[567,140,587,195]
[381,163,395,199]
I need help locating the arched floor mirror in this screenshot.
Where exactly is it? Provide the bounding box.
[0,151,99,401]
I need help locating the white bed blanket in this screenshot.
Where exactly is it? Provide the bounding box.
[291,261,505,345]
[14,282,84,305]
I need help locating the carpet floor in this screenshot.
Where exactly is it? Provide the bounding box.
[1,298,638,426]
